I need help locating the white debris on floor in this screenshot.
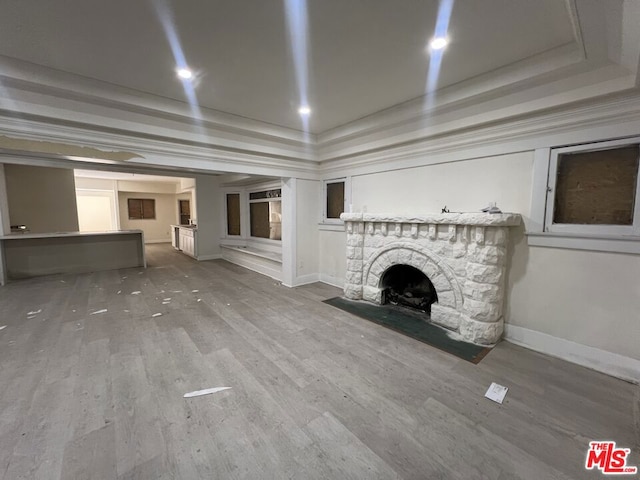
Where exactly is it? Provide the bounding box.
[152,313,162,317]
[485,382,508,404]
[90,309,108,315]
[183,387,231,399]
[0,326,6,331]
[27,309,42,316]
[131,291,141,295]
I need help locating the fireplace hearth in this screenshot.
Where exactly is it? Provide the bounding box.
[340,212,521,345]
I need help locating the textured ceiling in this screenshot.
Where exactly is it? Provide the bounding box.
[0,0,576,133]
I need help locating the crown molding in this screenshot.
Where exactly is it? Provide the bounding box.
[0,115,319,179]
[318,91,640,178]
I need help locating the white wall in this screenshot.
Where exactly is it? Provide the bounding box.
[76,193,116,231]
[118,192,175,243]
[507,242,640,361]
[4,164,79,233]
[350,152,533,215]
[117,180,177,194]
[319,229,346,287]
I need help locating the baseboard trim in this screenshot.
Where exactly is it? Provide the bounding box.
[197,254,222,261]
[319,273,345,289]
[144,240,171,244]
[221,251,282,282]
[291,273,320,287]
[504,324,640,384]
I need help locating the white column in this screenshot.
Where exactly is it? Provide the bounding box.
[280,177,296,287]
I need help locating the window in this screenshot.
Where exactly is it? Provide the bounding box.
[323,178,350,224]
[249,188,281,240]
[326,181,345,219]
[545,139,640,236]
[226,193,241,236]
[127,198,155,220]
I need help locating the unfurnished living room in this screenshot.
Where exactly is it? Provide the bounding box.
[0,1,639,479]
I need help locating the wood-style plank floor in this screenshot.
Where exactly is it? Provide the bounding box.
[0,244,638,479]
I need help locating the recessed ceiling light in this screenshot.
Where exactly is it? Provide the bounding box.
[429,37,449,51]
[177,68,193,80]
[298,105,311,116]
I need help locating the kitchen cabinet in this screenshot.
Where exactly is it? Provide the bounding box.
[172,225,197,258]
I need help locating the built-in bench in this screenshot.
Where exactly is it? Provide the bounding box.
[220,244,282,281]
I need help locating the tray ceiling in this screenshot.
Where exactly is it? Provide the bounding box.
[0,0,586,133]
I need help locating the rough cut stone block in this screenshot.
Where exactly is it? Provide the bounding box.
[466,263,502,284]
[462,281,501,302]
[347,260,363,272]
[346,246,357,260]
[370,261,384,277]
[463,297,502,323]
[363,247,375,260]
[436,291,456,308]
[468,245,505,265]
[345,271,362,285]
[460,316,503,345]
[431,273,452,293]
[410,251,427,270]
[423,261,440,280]
[430,305,460,330]
[398,249,413,265]
[443,258,466,278]
[366,272,380,287]
[347,235,363,247]
[452,243,468,258]
[344,284,362,300]
[363,285,381,303]
[485,227,508,246]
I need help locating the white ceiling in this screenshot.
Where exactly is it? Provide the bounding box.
[0,0,583,134]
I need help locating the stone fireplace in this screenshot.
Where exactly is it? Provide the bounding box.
[340,213,522,345]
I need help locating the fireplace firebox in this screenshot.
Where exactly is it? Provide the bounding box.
[380,264,438,314]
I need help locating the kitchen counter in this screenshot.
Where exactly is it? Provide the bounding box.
[0,230,146,285]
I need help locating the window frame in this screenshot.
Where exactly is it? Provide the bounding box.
[544,137,640,237]
[127,198,156,220]
[248,187,282,242]
[225,192,242,237]
[322,177,351,225]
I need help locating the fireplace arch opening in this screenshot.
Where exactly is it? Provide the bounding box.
[380,264,438,315]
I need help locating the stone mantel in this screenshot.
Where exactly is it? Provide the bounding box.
[340,212,521,227]
[339,212,522,345]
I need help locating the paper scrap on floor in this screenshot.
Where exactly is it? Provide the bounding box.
[90,309,108,315]
[485,382,508,404]
[184,387,231,399]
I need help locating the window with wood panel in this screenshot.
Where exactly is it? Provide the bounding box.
[127,198,156,220]
[322,178,350,223]
[326,181,345,219]
[226,193,241,236]
[545,139,640,236]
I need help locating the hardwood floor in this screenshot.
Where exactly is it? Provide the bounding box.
[0,244,637,479]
